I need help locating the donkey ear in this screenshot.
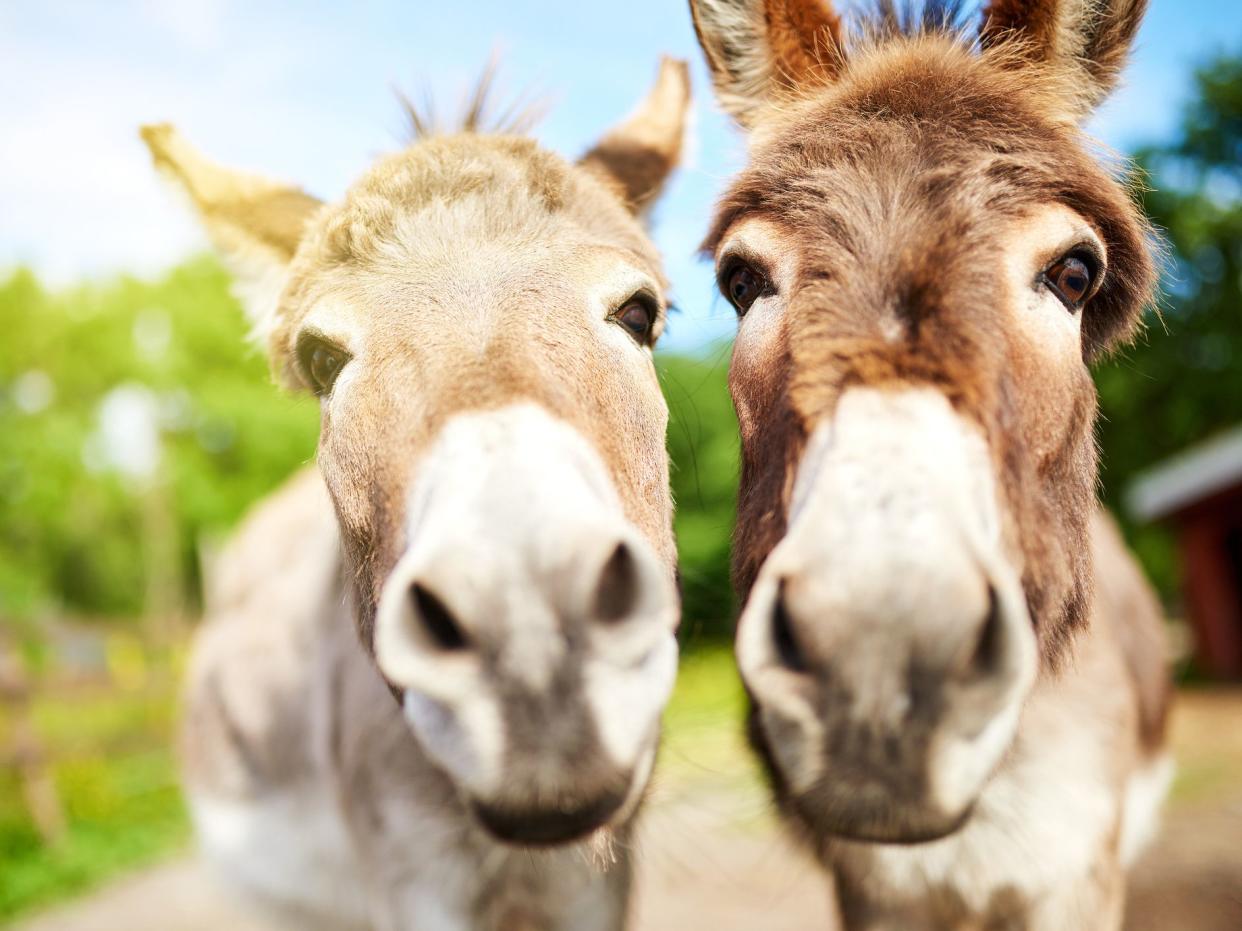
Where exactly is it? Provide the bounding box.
[980,0,1148,118]
[688,0,845,128]
[578,56,691,217]
[139,123,322,337]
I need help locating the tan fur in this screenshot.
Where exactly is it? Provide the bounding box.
[688,1,1170,927]
[580,57,692,214]
[1091,511,1172,754]
[151,60,690,930]
[184,471,633,930]
[141,124,322,263]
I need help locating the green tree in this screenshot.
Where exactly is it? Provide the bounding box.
[0,260,318,622]
[1095,51,1242,601]
[659,348,738,645]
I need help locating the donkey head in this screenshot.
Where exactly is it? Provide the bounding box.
[690,0,1155,844]
[144,59,690,846]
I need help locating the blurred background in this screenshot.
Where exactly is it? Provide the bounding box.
[1,1,1240,928]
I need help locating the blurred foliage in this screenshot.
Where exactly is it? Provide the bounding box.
[660,348,738,644]
[0,650,187,921]
[1096,51,1242,602]
[0,256,743,638]
[1,50,1240,641]
[0,259,318,622]
[0,41,1238,930]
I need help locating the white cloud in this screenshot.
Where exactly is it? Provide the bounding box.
[140,0,228,52]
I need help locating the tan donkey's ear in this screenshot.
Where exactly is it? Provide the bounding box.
[687,0,845,129]
[578,56,691,217]
[139,124,323,337]
[980,0,1148,119]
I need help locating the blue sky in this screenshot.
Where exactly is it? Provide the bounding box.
[2,0,1240,352]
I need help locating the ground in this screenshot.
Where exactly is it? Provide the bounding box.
[12,656,1242,931]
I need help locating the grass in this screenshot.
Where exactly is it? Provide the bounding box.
[0,646,751,925]
[661,645,753,780]
[1164,687,1242,805]
[0,678,189,924]
[7,642,1236,926]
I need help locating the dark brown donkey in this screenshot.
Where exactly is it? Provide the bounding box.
[688,1,1171,927]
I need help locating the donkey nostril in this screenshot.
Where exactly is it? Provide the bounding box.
[410,583,469,651]
[593,542,639,623]
[965,585,1003,679]
[772,583,807,672]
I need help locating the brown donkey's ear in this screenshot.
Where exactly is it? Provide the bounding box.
[980,0,1148,118]
[578,56,691,217]
[140,124,322,338]
[687,0,845,128]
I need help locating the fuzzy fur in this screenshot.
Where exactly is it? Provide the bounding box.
[148,60,691,930]
[688,1,1170,927]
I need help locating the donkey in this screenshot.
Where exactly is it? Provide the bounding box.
[142,58,689,930]
[687,1,1171,927]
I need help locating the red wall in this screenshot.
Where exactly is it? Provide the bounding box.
[1176,488,1242,679]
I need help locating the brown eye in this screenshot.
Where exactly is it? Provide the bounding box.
[1044,254,1096,309]
[615,301,654,344]
[299,339,349,396]
[723,263,767,315]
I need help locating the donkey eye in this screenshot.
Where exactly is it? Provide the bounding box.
[1043,252,1099,311]
[614,300,655,345]
[298,338,349,396]
[722,262,768,315]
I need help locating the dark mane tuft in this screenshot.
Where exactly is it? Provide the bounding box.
[395,57,547,141]
[854,0,979,39]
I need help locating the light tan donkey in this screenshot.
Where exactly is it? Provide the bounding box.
[143,58,689,931]
[687,1,1171,928]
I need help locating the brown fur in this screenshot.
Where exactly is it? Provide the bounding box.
[690,1,1171,927]
[982,0,1149,113]
[690,0,846,127]
[705,33,1155,661]
[763,0,846,83]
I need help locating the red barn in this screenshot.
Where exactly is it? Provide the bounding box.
[1129,426,1242,679]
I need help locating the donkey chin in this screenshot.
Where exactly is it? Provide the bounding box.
[372,405,680,847]
[736,388,1039,846]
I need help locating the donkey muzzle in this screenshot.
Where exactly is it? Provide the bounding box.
[372,404,678,837]
[736,388,1037,843]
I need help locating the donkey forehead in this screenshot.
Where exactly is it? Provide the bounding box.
[707,47,1125,250]
[710,55,1154,354]
[311,135,665,277]
[277,156,669,345]
[286,237,663,350]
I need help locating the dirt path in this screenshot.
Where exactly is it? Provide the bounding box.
[14,787,833,931]
[16,690,1242,931]
[14,858,280,931]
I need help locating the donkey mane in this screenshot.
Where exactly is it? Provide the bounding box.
[396,58,547,141]
[853,0,979,39]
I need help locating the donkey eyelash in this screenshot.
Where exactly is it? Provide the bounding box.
[608,290,663,346]
[1039,238,1106,283]
[1064,241,1105,279]
[1040,244,1106,314]
[608,290,663,319]
[715,253,777,296]
[295,332,353,396]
